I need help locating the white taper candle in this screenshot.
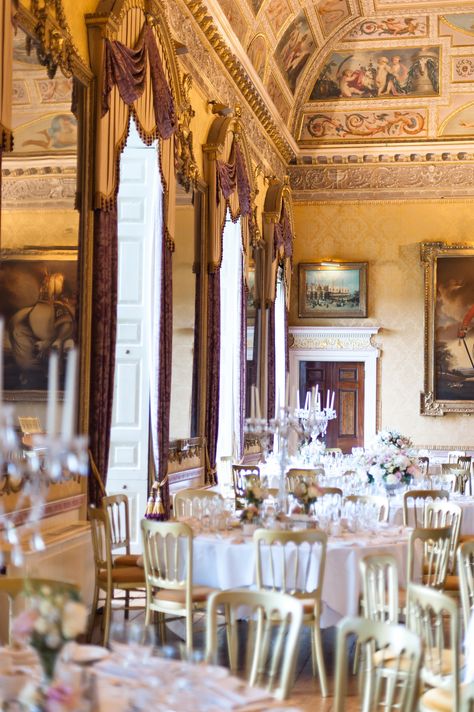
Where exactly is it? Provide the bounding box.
[61,349,77,440]
[47,351,59,436]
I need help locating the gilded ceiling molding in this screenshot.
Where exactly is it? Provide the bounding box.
[175,73,199,191]
[289,160,474,201]
[177,0,295,164]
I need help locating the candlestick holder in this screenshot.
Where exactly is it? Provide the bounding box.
[245,406,304,513]
[298,405,337,465]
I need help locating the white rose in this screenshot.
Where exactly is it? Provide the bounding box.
[34,616,49,635]
[45,630,62,649]
[385,474,399,485]
[61,601,88,639]
[39,600,53,617]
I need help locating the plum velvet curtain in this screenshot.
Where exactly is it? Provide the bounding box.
[88,10,177,514]
[205,133,253,484]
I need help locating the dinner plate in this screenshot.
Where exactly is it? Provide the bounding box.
[72,645,110,664]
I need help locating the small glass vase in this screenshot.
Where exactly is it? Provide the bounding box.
[36,645,61,687]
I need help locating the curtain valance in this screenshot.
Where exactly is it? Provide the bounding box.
[216,139,251,218]
[263,182,295,307]
[102,24,176,141]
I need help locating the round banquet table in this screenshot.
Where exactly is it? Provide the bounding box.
[387,493,474,534]
[192,526,411,628]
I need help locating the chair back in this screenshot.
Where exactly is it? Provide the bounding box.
[448,450,465,463]
[173,488,223,519]
[254,529,327,605]
[457,540,474,633]
[424,500,462,573]
[232,465,260,506]
[418,456,429,476]
[344,495,389,523]
[88,506,113,577]
[434,470,460,492]
[458,456,473,495]
[333,616,421,712]
[0,578,79,645]
[102,493,132,554]
[402,489,449,528]
[407,526,452,589]
[140,519,192,602]
[286,468,321,493]
[206,588,303,700]
[359,554,399,624]
[406,583,459,705]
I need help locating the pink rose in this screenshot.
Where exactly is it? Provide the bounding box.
[12,609,38,644]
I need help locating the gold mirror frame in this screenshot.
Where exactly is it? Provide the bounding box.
[421,241,474,416]
[9,1,94,432]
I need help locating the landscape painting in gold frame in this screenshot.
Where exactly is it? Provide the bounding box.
[298,262,367,318]
[421,242,474,415]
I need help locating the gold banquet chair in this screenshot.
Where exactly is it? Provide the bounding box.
[206,588,303,701]
[102,493,140,567]
[286,468,322,494]
[424,500,462,575]
[173,488,223,519]
[140,519,216,652]
[333,617,421,712]
[0,578,80,645]
[88,507,145,645]
[345,494,390,523]
[254,528,328,697]
[457,539,474,633]
[402,489,449,528]
[407,583,460,712]
[232,464,260,509]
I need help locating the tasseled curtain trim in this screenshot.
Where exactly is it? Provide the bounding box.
[102,24,176,140]
[273,203,294,261]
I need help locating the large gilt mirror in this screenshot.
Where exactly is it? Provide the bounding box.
[0,9,92,433]
[169,181,204,442]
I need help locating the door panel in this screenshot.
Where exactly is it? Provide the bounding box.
[300,361,365,453]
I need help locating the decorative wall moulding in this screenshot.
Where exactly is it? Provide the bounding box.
[1,170,76,209]
[289,162,474,201]
[288,326,380,354]
[168,436,203,464]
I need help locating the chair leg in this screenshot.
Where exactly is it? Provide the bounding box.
[158,612,167,645]
[311,622,328,698]
[103,593,112,647]
[185,612,193,652]
[87,585,99,643]
[124,590,130,620]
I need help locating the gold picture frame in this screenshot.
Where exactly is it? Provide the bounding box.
[298,262,368,319]
[420,241,474,415]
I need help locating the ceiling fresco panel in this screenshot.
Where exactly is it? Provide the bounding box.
[274,11,316,93]
[343,16,429,40]
[266,72,291,123]
[248,34,268,80]
[265,0,293,36]
[442,13,474,36]
[299,108,428,142]
[440,101,474,137]
[309,47,440,102]
[314,0,352,37]
[217,0,249,45]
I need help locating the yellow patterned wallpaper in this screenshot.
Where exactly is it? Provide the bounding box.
[290,200,474,447]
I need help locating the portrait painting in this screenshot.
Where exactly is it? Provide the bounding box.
[266,0,292,36]
[0,250,78,398]
[274,12,315,93]
[344,16,428,41]
[310,46,440,101]
[298,262,367,318]
[247,35,267,80]
[267,73,291,123]
[421,243,474,415]
[315,0,350,37]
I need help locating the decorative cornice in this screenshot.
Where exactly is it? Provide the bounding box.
[289,326,380,353]
[168,437,203,464]
[289,160,474,201]
[176,0,295,164]
[175,73,200,191]
[1,167,76,208]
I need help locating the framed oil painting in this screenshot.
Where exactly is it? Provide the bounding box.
[421,242,474,415]
[0,248,78,400]
[298,262,368,318]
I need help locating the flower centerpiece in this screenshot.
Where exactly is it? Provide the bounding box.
[12,582,88,685]
[240,480,267,525]
[292,479,322,515]
[360,437,421,491]
[374,428,413,450]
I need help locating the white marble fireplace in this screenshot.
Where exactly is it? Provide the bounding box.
[288,327,380,447]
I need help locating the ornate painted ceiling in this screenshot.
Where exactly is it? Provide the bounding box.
[202,0,474,157]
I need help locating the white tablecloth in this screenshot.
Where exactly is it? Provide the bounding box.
[388,494,474,534]
[192,527,411,627]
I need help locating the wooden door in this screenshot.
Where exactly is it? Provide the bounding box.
[299,361,365,453]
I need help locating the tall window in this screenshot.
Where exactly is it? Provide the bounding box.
[216,214,243,483]
[274,267,286,414]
